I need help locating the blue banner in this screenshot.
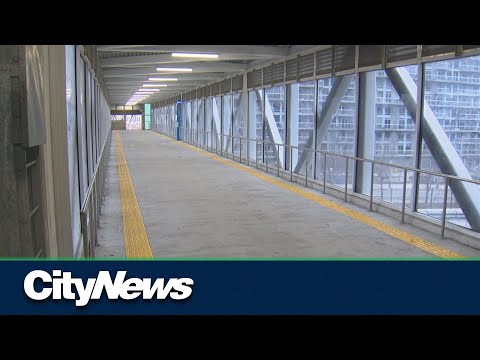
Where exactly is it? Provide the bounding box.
[1,260,480,315]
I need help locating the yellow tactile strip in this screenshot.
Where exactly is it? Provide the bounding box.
[151,131,464,259]
[114,132,153,258]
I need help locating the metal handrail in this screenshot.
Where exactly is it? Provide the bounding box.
[180,127,480,186]
[169,126,480,238]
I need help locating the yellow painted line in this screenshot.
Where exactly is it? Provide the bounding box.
[150,131,464,259]
[114,132,153,258]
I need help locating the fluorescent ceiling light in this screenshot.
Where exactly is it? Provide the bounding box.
[143,84,168,87]
[148,78,178,81]
[156,67,192,72]
[171,52,218,59]
[137,88,160,92]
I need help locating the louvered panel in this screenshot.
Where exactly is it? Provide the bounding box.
[272,62,284,84]
[359,45,384,68]
[315,48,332,76]
[263,65,273,85]
[232,75,243,91]
[285,58,297,81]
[212,82,221,96]
[221,78,231,93]
[387,45,418,63]
[254,69,263,87]
[422,45,456,57]
[334,45,355,72]
[247,71,255,89]
[299,53,314,79]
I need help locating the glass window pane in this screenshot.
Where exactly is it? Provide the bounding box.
[248,90,262,161]
[222,94,232,152]
[205,98,213,146]
[419,55,480,230]
[198,100,205,145]
[288,81,314,176]
[264,86,285,168]
[316,75,357,189]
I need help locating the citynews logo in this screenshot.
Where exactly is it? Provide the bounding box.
[23,270,194,307]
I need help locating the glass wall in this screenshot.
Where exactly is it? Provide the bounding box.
[205,98,213,147]
[316,75,357,189]
[289,81,314,176]
[232,93,245,157]
[248,90,263,162]
[222,94,232,153]
[358,66,417,207]
[192,100,198,143]
[264,86,286,168]
[197,100,204,145]
[419,55,480,229]
[212,96,221,150]
[151,53,480,233]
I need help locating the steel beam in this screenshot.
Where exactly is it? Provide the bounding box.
[255,90,285,168]
[386,66,480,231]
[212,97,222,144]
[294,75,354,173]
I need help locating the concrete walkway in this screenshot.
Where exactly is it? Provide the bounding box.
[96,130,480,258]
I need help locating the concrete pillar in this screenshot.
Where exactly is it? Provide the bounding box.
[48,45,75,257]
